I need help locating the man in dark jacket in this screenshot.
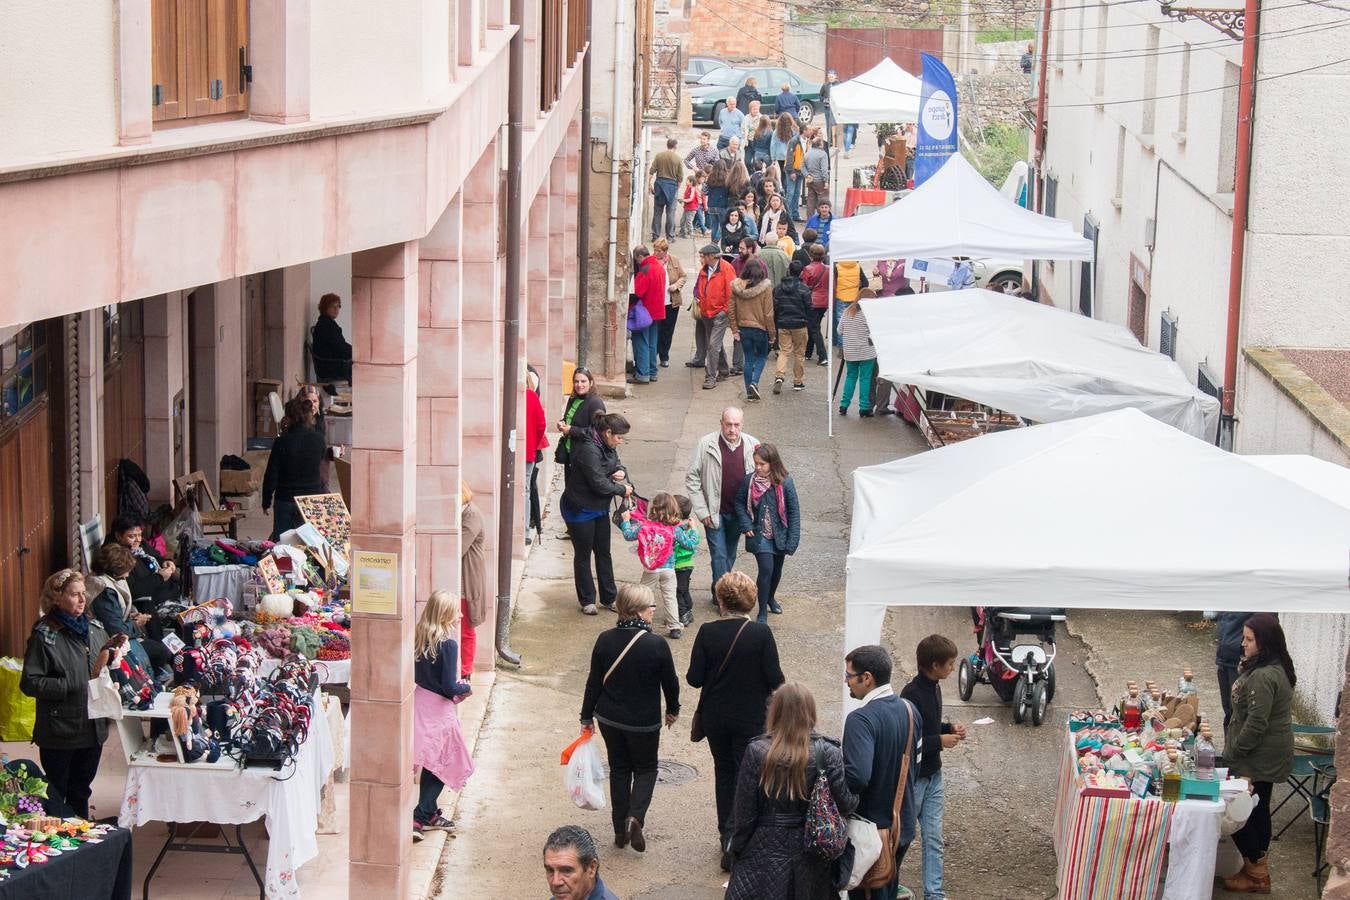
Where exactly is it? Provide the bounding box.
[844,644,922,900]
[1215,611,1253,730]
[543,825,621,900]
[772,261,813,393]
[774,82,800,120]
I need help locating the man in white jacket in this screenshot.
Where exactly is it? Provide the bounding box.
[685,406,760,599]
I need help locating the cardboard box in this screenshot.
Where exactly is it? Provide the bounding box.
[219,449,270,496]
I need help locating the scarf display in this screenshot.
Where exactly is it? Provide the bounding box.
[615,619,651,632]
[54,609,90,640]
[747,474,787,538]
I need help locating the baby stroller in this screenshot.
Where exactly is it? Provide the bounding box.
[957,606,1066,726]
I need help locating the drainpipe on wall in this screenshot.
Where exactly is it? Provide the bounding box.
[1033,0,1052,213]
[495,0,525,667]
[576,0,593,369]
[602,0,628,380]
[1220,0,1261,451]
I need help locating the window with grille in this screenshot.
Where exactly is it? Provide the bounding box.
[1044,175,1058,218]
[0,323,49,433]
[1160,311,1177,359]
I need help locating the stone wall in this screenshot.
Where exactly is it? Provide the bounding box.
[802,0,1038,33]
[689,0,783,63]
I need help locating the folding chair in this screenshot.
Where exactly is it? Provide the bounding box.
[173,471,244,539]
[1273,723,1335,840]
[1311,762,1336,891]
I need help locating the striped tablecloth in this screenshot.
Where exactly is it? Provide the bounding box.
[1054,732,1174,900]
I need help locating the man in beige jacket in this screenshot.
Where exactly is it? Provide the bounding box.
[685,406,760,600]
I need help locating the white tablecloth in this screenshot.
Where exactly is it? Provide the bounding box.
[1162,798,1224,900]
[257,656,350,685]
[192,564,254,607]
[119,691,336,899]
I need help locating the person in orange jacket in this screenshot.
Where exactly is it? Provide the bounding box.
[687,244,737,390]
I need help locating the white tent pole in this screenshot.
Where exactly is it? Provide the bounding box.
[827,262,836,438]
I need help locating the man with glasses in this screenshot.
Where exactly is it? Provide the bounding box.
[844,645,923,900]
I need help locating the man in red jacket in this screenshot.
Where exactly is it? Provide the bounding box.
[630,246,667,385]
[687,244,737,390]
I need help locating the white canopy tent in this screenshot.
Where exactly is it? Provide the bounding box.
[860,289,1221,440]
[827,57,923,124]
[845,408,1350,665]
[830,152,1095,262]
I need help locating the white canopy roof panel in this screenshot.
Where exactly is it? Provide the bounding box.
[828,57,922,124]
[830,153,1095,262]
[845,409,1350,654]
[860,289,1221,440]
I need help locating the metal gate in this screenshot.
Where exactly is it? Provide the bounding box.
[644,36,682,121]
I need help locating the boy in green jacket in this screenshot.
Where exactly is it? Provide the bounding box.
[674,496,701,626]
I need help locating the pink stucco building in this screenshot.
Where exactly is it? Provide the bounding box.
[0,0,589,891]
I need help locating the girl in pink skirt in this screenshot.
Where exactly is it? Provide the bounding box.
[412,588,476,838]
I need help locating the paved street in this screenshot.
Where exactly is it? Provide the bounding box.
[439,280,1323,898]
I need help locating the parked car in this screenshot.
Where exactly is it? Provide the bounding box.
[691,65,822,126]
[924,258,1026,294]
[684,55,728,84]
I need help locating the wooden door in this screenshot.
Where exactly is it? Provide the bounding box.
[0,433,25,657]
[103,342,147,526]
[0,406,55,657]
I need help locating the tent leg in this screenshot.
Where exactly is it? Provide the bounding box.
[827,265,836,438]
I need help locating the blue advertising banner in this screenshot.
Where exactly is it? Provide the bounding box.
[915,52,959,186]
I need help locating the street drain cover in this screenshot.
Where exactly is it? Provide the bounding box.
[656,760,697,785]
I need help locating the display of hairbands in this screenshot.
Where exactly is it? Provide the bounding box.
[218,654,318,770]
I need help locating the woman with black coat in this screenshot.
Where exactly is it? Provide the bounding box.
[262,396,328,540]
[687,571,785,869]
[107,515,180,610]
[735,77,762,113]
[562,412,633,614]
[580,583,681,853]
[20,569,118,819]
[725,683,857,899]
[720,209,750,260]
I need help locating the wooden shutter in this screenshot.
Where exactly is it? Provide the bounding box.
[154,0,249,124]
[151,0,183,121]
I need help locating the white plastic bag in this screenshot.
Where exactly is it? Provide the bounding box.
[87,670,124,721]
[564,732,608,811]
[845,816,883,890]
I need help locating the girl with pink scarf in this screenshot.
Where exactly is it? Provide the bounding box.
[734,443,801,624]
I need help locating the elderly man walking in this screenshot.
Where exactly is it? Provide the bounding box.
[686,407,760,600]
[717,96,745,150]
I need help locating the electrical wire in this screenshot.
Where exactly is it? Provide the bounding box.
[755,0,1338,28]
[693,0,1350,110]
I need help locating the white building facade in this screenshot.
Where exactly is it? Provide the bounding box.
[1037,0,1350,722]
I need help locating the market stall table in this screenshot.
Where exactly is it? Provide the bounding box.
[118,690,335,899]
[0,825,133,900]
[1053,727,1224,900]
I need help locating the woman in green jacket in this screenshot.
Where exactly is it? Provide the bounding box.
[1222,612,1295,894]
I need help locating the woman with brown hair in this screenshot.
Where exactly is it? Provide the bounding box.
[262,395,328,540]
[459,482,489,676]
[725,682,857,898]
[728,258,776,402]
[687,571,785,870]
[311,292,352,382]
[1222,613,1296,893]
[20,569,118,818]
[651,238,686,369]
[735,442,801,622]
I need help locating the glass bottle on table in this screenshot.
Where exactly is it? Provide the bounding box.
[1195,726,1216,781]
[1161,749,1182,801]
[1123,688,1142,729]
[1177,668,1197,698]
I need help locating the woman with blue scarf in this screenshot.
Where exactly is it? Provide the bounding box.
[21,569,118,819]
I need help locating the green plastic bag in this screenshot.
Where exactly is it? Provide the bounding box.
[0,657,35,742]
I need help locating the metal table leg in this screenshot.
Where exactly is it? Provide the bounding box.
[142,822,266,900]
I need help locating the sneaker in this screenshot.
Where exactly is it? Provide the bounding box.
[817,358,828,366]
[685,360,704,368]
[669,628,683,640]
[839,406,848,416]
[773,377,783,395]
[412,821,426,842]
[895,887,915,900]
[649,374,658,382]
[730,367,743,376]
[421,814,456,831]
[599,599,617,612]
[703,380,717,390]
[581,604,599,616]
[748,383,761,401]
[659,359,670,368]
[793,383,804,391]
[680,611,694,626]
[716,373,728,382]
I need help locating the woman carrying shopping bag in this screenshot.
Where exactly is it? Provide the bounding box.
[580,584,681,853]
[411,589,475,840]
